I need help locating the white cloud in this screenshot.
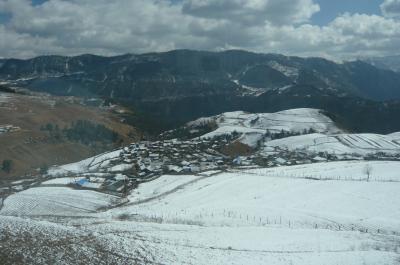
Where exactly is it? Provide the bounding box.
[381,0,400,18]
[0,0,399,59]
[182,0,320,25]
[261,13,400,59]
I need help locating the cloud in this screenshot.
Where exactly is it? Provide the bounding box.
[0,0,399,60]
[381,0,400,18]
[274,13,400,59]
[182,0,320,25]
[1,0,192,54]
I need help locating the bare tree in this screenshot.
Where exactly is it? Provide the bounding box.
[363,164,373,181]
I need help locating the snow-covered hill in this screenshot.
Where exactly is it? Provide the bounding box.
[263,133,400,157]
[186,108,341,147]
[388,132,400,142]
[182,108,400,158]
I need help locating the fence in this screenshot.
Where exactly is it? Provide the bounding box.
[114,209,400,237]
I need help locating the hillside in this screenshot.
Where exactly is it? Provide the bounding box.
[167,108,341,147]
[0,90,139,179]
[263,133,400,157]
[1,161,400,264]
[164,108,400,160]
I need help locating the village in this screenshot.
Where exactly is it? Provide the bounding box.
[50,132,400,197]
[66,137,233,196]
[2,127,400,200]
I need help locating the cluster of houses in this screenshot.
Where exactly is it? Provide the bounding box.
[61,138,231,195]
[120,138,231,180]
[72,173,134,195]
[55,133,400,196]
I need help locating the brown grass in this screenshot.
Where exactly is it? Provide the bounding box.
[0,92,139,179]
[220,141,254,157]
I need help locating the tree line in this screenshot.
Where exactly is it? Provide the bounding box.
[40,120,120,146]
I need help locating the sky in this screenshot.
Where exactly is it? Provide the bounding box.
[1,0,400,60]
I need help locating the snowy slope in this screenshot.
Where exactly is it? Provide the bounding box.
[48,149,123,176]
[190,108,341,147]
[0,187,123,216]
[389,132,400,142]
[112,165,400,232]
[264,133,400,156]
[1,161,400,264]
[244,160,400,182]
[104,163,400,264]
[192,108,340,133]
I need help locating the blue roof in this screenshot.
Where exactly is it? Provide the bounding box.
[76,179,88,186]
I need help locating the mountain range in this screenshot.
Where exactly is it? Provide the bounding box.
[362,55,400,73]
[1,50,400,134]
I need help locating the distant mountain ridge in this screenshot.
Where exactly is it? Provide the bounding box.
[1,50,400,101]
[1,50,400,134]
[362,55,400,73]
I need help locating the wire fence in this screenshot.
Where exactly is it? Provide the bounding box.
[229,169,400,182]
[115,209,400,237]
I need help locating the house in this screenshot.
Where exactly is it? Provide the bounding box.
[105,180,126,192]
[181,160,190,166]
[312,156,327,162]
[233,156,242,165]
[190,165,200,172]
[76,179,102,189]
[115,174,128,181]
[275,157,287,164]
[216,160,224,165]
[182,166,192,172]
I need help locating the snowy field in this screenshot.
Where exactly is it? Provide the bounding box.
[0,187,124,216]
[1,161,400,264]
[110,165,400,234]
[48,149,123,176]
[243,160,400,181]
[264,133,400,156]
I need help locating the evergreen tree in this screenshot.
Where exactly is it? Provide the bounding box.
[2,160,13,173]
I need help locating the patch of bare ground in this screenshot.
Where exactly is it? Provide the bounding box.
[220,141,253,157]
[0,216,155,265]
